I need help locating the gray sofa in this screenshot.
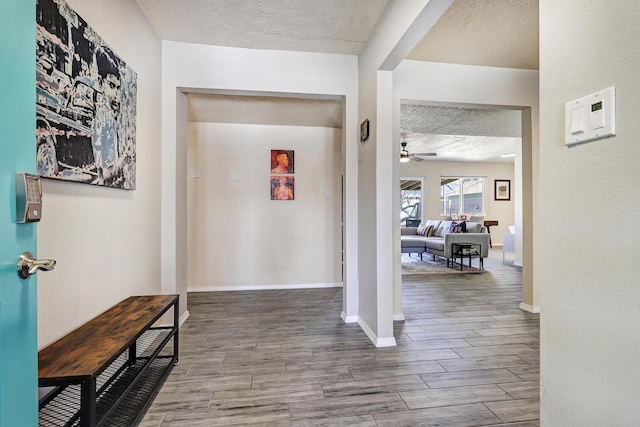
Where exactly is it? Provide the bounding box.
[401,219,490,264]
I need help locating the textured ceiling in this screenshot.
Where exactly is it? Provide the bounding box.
[137,0,536,162]
[407,0,539,69]
[401,103,521,163]
[136,0,389,55]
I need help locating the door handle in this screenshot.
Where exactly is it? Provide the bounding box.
[17,251,56,279]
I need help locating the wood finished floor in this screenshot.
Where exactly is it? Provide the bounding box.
[141,249,539,426]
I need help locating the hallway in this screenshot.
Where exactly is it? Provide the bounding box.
[141,249,539,426]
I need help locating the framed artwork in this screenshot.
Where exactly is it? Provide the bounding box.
[271,176,294,200]
[450,213,459,221]
[271,150,294,174]
[36,0,137,189]
[360,119,370,142]
[494,179,511,201]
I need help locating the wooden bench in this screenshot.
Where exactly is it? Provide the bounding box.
[38,295,179,426]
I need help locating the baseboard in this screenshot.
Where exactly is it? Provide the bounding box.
[179,310,190,327]
[519,303,540,313]
[188,282,343,292]
[341,311,358,323]
[357,318,397,348]
[393,313,405,321]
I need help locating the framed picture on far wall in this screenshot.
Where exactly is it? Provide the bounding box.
[271,176,295,200]
[271,150,294,174]
[494,179,511,201]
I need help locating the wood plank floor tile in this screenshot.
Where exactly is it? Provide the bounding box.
[398,338,473,350]
[288,393,408,421]
[349,360,446,380]
[465,334,540,346]
[484,421,540,427]
[211,383,324,407]
[251,367,354,388]
[373,403,501,427]
[371,348,461,363]
[498,380,540,399]
[161,404,291,426]
[438,355,531,372]
[421,368,522,388]
[321,375,428,398]
[270,415,378,427]
[399,384,510,409]
[485,398,540,423]
[406,330,483,340]
[508,365,540,381]
[451,343,537,358]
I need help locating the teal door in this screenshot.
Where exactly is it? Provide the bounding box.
[0,0,39,426]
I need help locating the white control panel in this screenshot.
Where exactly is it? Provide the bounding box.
[565,86,616,146]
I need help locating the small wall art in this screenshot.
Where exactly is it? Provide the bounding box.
[271,176,295,200]
[360,119,369,142]
[494,179,511,201]
[36,0,137,189]
[270,150,294,174]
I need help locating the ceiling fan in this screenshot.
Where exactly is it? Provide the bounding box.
[401,142,437,162]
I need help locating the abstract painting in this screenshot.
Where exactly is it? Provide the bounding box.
[271,176,295,200]
[270,150,294,174]
[36,0,137,189]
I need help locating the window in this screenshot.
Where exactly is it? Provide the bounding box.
[440,177,485,216]
[401,179,422,226]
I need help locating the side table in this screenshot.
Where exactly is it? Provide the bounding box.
[451,243,483,271]
[483,220,499,248]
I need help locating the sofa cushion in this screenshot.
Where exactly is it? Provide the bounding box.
[401,227,419,236]
[424,220,441,231]
[425,239,445,251]
[401,235,428,250]
[434,220,452,237]
[465,222,482,233]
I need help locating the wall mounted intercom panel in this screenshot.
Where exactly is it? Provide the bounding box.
[16,172,43,223]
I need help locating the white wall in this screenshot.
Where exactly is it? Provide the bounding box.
[400,160,515,244]
[540,1,640,425]
[187,123,342,290]
[37,0,162,347]
[161,42,359,321]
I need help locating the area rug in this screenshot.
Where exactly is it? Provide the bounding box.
[401,253,486,275]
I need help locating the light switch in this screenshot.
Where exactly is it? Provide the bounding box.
[565,86,616,146]
[570,107,585,134]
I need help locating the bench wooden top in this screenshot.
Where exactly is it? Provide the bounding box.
[38,294,178,383]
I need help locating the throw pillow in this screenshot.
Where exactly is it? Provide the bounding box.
[449,221,467,233]
[417,224,433,236]
[426,225,435,237]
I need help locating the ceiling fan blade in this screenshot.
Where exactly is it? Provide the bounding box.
[411,152,437,157]
[411,156,424,162]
